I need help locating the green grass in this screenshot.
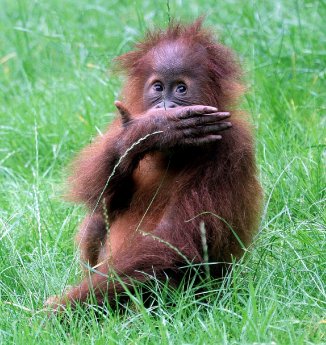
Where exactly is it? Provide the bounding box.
[0,0,325,344]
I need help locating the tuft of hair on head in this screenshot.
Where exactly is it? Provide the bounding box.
[116,17,207,73]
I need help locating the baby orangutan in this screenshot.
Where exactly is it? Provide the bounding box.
[46,19,262,311]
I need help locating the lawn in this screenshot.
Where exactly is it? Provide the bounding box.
[0,0,325,344]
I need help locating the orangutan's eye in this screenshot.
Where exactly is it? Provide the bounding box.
[153,82,164,92]
[175,83,187,94]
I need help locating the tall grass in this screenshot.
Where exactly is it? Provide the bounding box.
[0,0,325,344]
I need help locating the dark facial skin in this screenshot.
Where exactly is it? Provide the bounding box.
[144,73,194,109]
[143,41,204,109]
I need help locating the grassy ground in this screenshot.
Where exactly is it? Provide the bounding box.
[0,0,325,344]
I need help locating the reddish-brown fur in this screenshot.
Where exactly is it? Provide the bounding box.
[46,20,263,310]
